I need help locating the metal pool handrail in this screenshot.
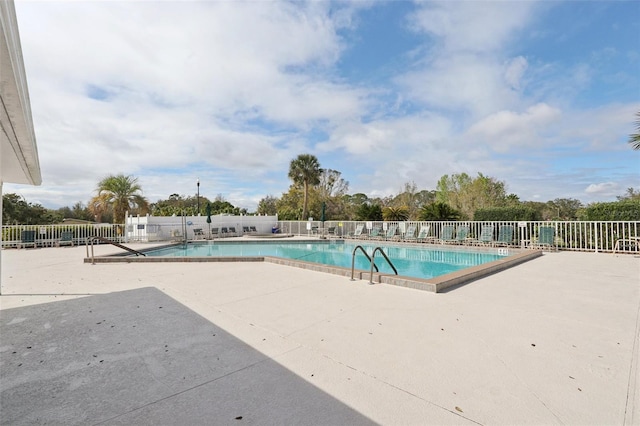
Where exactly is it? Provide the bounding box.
[369,247,398,284]
[351,245,378,281]
[351,245,398,283]
[86,236,146,264]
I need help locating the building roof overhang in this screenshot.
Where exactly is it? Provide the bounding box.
[0,0,41,186]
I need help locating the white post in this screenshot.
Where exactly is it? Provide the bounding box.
[124,211,129,243]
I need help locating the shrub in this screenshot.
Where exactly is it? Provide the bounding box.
[578,200,640,221]
[474,206,541,221]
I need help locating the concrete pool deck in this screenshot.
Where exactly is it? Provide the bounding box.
[1,243,639,425]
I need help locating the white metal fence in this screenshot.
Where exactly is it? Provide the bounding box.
[2,224,123,248]
[2,220,639,253]
[278,220,640,253]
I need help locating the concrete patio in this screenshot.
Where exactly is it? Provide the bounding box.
[1,244,638,425]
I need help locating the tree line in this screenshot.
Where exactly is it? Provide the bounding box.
[3,156,639,225]
[257,154,639,222]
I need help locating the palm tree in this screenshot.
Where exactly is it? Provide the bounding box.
[629,112,640,150]
[382,206,410,221]
[418,202,460,221]
[90,174,149,223]
[288,154,322,220]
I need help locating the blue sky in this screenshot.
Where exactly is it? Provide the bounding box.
[7,0,640,211]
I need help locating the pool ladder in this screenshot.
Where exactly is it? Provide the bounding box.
[350,245,398,284]
[86,236,146,264]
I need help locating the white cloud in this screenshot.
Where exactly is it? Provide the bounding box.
[555,103,640,150]
[396,2,541,117]
[408,2,536,53]
[319,113,452,155]
[397,54,517,116]
[585,182,621,197]
[467,103,562,151]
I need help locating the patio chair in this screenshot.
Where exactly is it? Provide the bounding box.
[211,227,220,238]
[495,225,514,247]
[366,225,383,240]
[57,231,74,247]
[347,224,365,239]
[220,227,229,237]
[383,224,398,241]
[228,227,237,237]
[530,226,556,250]
[438,225,456,244]
[19,230,37,249]
[401,224,417,242]
[416,226,435,243]
[613,236,640,254]
[249,226,257,234]
[193,228,205,240]
[453,225,471,244]
[472,225,495,246]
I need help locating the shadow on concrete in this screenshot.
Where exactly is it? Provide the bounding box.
[1,288,375,425]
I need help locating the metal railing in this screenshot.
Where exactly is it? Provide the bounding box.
[2,220,639,254]
[369,247,398,284]
[351,245,398,284]
[277,220,640,253]
[350,245,378,281]
[2,223,123,248]
[86,236,146,264]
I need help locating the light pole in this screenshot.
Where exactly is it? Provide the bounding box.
[196,178,200,215]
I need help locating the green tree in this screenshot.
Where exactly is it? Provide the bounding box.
[2,193,62,224]
[210,199,242,215]
[317,169,349,199]
[342,193,369,220]
[436,172,507,219]
[72,202,94,221]
[505,193,521,206]
[276,186,304,220]
[313,169,350,221]
[390,182,432,220]
[287,154,322,220]
[150,194,247,216]
[355,203,383,221]
[90,174,149,224]
[545,198,583,220]
[55,202,94,222]
[382,206,409,221]
[520,201,548,220]
[629,111,640,150]
[257,195,279,215]
[418,202,460,221]
[617,187,640,201]
[151,194,210,216]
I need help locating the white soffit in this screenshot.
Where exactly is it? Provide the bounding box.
[0,0,41,186]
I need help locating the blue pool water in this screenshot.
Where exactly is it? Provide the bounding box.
[144,241,504,280]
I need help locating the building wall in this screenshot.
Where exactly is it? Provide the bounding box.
[125,215,279,241]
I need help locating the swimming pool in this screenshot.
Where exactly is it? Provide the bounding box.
[144,240,505,279]
[89,239,541,292]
